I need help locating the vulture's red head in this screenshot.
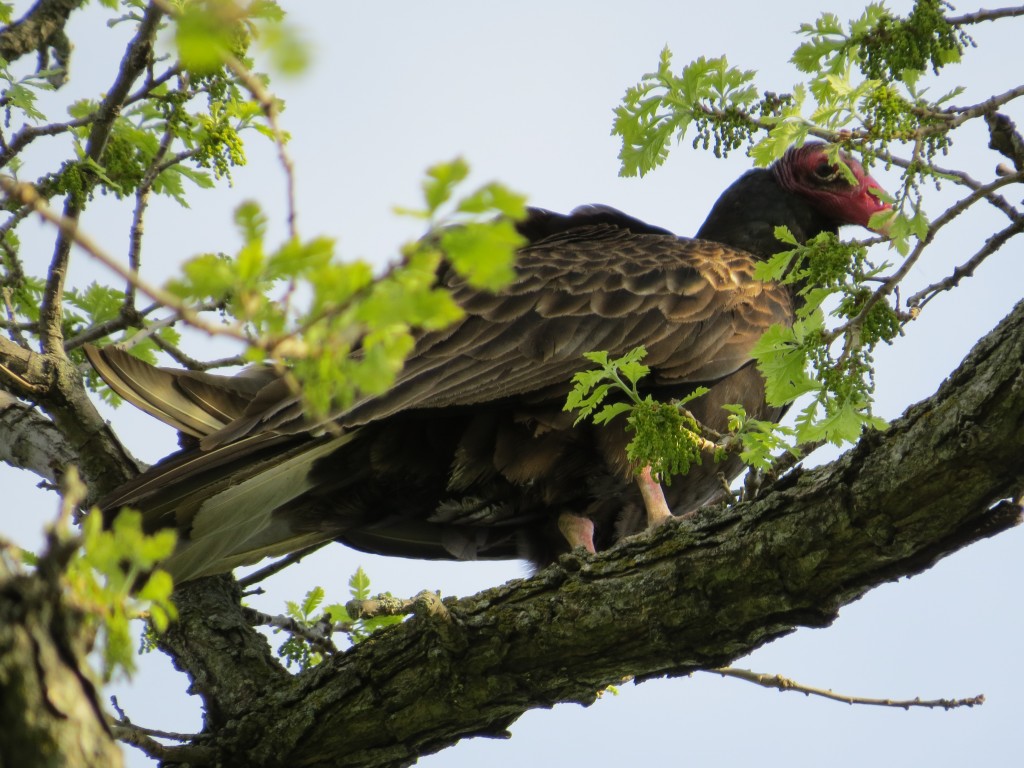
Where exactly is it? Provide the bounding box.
[773,143,891,231]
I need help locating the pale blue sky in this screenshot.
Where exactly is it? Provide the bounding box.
[4,2,1022,766]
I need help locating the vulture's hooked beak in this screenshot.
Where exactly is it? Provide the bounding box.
[863,177,894,235]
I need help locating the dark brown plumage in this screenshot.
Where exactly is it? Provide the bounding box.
[86,143,889,582]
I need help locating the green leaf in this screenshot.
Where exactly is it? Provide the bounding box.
[258,19,311,76]
[423,158,470,214]
[175,2,235,74]
[593,401,632,425]
[4,83,46,121]
[456,182,528,219]
[750,322,820,406]
[440,219,522,291]
[348,566,372,601]
[301,586,325,617]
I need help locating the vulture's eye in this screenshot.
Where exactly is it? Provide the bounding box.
[814,161,838,181]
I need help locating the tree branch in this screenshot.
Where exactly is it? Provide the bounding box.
[709,667,985,710]
[37,1,163,356]
[0,389,79,486]
[947,6,1024,26]
[0,0,83,66]
[0,333,141,503]
[908,217,1024,309]
[159,298,1024,767]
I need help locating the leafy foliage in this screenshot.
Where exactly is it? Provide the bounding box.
[275,568,404,671]
[721,404,798,471]
[53,471,177,681]
[748,226,896,444]
[565,348,712,482]
[276,585,331,670]
[607,0,986,453]
[332,566,407,644]
[614,50,760,174]
[161,158,525,419]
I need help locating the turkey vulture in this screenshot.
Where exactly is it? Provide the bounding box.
[86,143,890,582]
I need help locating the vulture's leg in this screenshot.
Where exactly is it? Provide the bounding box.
[637,465,672,527]
[557,512,596,553]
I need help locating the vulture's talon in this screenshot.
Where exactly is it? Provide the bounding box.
[638,466,673,529]
[557,512,597,554]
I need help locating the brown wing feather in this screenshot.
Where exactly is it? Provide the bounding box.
[89,219,794,580]
[335,229,791,426]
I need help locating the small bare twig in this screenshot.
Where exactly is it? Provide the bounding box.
[63,302,160,351]
[821,168,1024,348]
[240,605,340,656]
[149,333,245,371]
[0,176,255,344]
[908,218,1024,309]
[36,1,165,356]
[222,51,299,241]
[110,723,215,764]
[947,6,1024,26]
[710,666,985,710]
[109,696,201,743]
[237,542,329,589]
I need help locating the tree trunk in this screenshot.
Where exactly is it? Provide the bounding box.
[0,563,123,768]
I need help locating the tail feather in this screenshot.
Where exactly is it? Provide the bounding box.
[84,344,276,438]
[99,430,355,582]
[86,344,355,581]
[159,433,353,581]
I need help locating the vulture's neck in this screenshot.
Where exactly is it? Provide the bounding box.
[695,168,838,259]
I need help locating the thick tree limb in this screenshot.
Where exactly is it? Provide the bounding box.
[0,389,78,485]
[0,0,83,67]
[160,298,1024,768]
[0,534,123,768]
[0,335,140,502]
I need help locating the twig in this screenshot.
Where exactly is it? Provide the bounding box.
[63,302,161,351]
[822,169,1024,346]
[222,51,298,241]
[150,0,299,241]
[0,176,253,344]
[236,542,329,589]
[240,605,339,656]
[108,695,202,742]
[710,666,985,710]
[908,218,1024,309]
[0,359,46,394]
[110,724,215,764]
[947,6,1024,26]
[37,1,165,356]
[877,152,1023,224]
[149,333,245,371]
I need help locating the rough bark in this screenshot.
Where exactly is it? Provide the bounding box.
[0,0,84,66]
[0,389,81,485]
[0,335,141,503]
[150,298,1024,768]
[0,559,123,768]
